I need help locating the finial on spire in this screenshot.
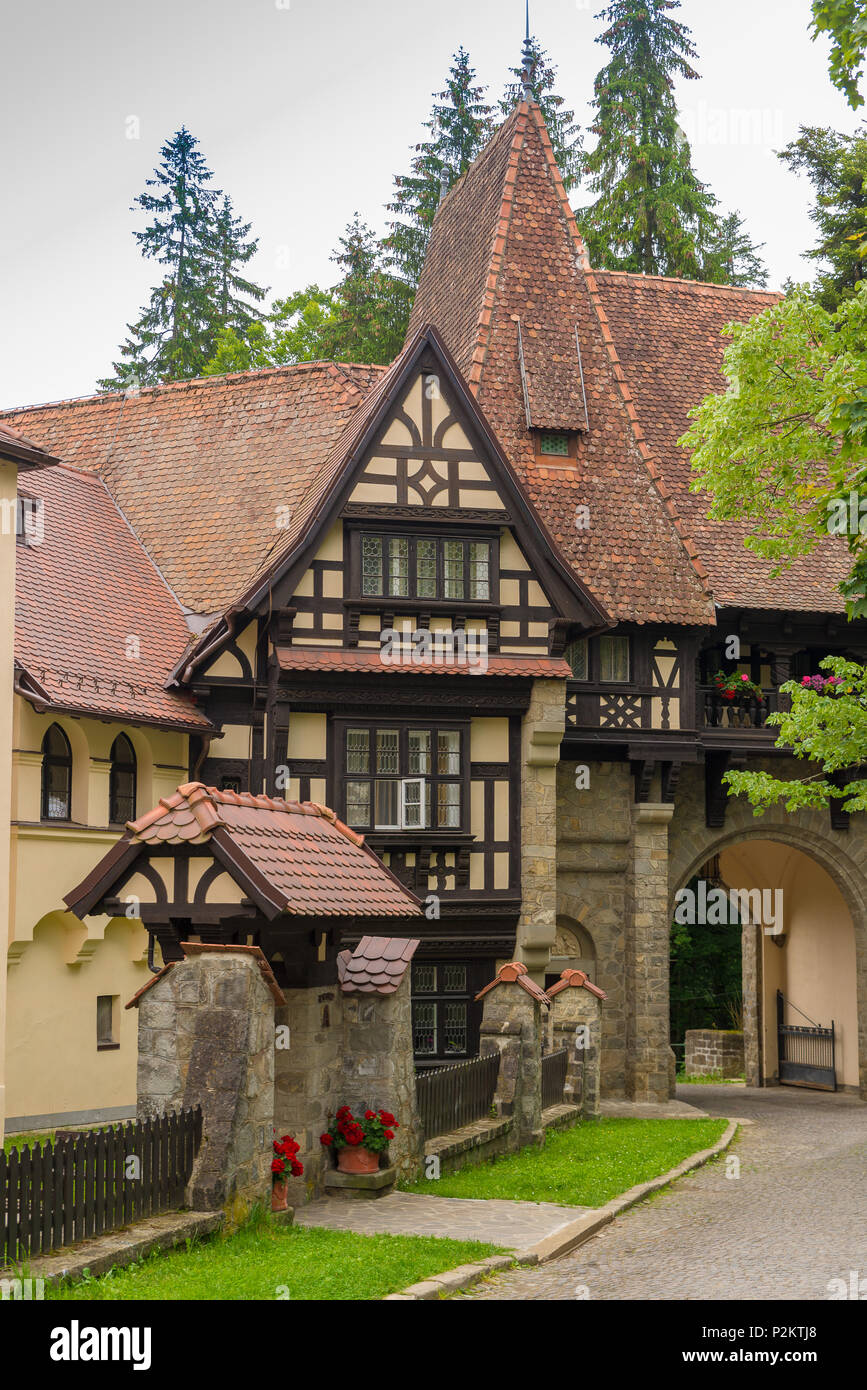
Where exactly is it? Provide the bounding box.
[521,1,534,100]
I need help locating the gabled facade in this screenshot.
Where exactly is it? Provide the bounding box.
[4,97,867,1130]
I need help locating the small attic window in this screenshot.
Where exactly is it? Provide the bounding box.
[539,432,570,457]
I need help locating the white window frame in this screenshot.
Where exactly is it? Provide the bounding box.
[399,777,427,830]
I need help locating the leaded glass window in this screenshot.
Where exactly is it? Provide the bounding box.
[362,536,382,596]
[41,723,71,821]
[566,638,588,681]
[342,724,464,831]
[443,1003,468,1054]
[442,964,467,992]
[443,541,464,599]
[416,539,437,598]
[413,964,437,993]
[540,432,570,456]
[469,541,490,600]
[600,635,630,683]
[358,534,494,602]
[412,1002,436,1055]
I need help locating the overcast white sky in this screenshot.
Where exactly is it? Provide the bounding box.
[1,0,863,409]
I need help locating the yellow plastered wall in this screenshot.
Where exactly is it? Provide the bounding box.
[0,460,18,1142]
[5,916,149,1125]
[5,699,189,1129]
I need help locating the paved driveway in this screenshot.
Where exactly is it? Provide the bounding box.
[463,1085,867,1301]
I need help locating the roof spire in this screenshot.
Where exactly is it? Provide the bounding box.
[521,1,533,100]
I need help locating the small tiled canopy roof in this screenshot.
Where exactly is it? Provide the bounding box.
[337,937,419,994]
[545,968,607,1001]
[65,783,422,921]
[475,961,550,1005]
[274,648,572,679]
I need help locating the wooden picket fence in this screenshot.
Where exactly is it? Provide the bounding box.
[0,1106,202,1265]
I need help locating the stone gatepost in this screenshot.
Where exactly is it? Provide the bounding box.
[517,678,566,979]
[340,977,422,1183]
[628,802,675,1103]
[132,944,282,1212]
[477,962,549,1148]
[545,969,606,1118]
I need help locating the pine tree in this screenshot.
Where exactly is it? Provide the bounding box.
[100,129,266,389]
[700,210,769,290]
[326,214,413,363]
[579,1,720,278]
[499,36,583,191]
[211,195,268,338]
[387,47,495,288]
[779,125,867,309]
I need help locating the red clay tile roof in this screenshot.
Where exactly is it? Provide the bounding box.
[337,936,419,994]
[590,270,851,612]
[2,362,385,613]
[545,968,607,1001]
[274,647,572,679]
[126,783,422,917]
[410,102,713,628]
[0,421,59,469]
[475,960,550,1005]
[15,464,210,730]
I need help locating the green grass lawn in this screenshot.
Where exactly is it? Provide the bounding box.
[401,1117,729,1208]
[3,1131,52,1154]
[46,1219,504,1301]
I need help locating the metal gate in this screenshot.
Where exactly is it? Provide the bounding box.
[776,990,836,1091]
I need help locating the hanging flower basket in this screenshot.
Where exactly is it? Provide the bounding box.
[320,1106,398,1173]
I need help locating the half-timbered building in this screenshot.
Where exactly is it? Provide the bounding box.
[4,93,867,1132]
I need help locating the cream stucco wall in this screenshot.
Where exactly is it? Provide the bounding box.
[4,698,189,1130]
[0,460,19,1142]
[720,841,859,1089]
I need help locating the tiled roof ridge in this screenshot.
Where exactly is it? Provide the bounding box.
[521,101,711,598]
[0,359,388,419]
[127,780,367,848]
[466,104,529,397]
[591,266,781,299]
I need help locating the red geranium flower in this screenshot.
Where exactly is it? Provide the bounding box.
[320,1133,333,1146]
[384,1129,395,1141]
[378,1111,396,1126]
[271,1157,286,1174]
[365,1110,375,1120]
[290,1159,304,1177]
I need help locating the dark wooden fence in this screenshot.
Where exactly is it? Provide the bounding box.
[541,1048,568,1109]
[0,1106,202,1265]
[415,1053,500,1140]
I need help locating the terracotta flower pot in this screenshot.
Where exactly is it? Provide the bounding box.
[337,1145,380,1174]
[271,1179,289,1212]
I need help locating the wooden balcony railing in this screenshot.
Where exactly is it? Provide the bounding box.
[698,684,782,731]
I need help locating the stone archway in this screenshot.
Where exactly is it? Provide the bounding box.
[669,763,867,1098]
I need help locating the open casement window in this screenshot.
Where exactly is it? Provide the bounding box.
[411,961,484,1062]
[109,733,137,826]
[359,534,492,602]
[41,723,71,821]
[343,725,464,832]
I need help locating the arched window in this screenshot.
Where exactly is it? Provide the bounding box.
[41,724,71,821]
[109,734,137,825]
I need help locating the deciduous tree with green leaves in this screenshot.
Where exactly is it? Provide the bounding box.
[811,0,867,108]
[682,280,867,814]
[387,47,494,289]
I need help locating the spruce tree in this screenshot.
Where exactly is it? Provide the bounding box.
[500,36,583,191]
[700,210,769,290]
[100,129,266,389]
[579,1,719,278]
[779,125,867,309]
[211,195,268,338]
[326,214,413,363]
[387,47,495,288]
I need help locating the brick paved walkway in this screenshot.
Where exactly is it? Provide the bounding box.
[462,1085,867,1301]
[295,1190,590,1249]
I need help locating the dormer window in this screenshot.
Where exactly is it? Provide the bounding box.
[359,533,493,602]
[539,432,570,457]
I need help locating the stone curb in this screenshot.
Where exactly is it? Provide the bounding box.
[384,1117,739,1299]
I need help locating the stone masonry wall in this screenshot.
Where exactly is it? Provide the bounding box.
[557,760,632,1097]
[517,678,567,978]
[341,973,423,1183]
[479,984,544,1147]
[685,1028,745,1079]
[137,952,274,1212]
